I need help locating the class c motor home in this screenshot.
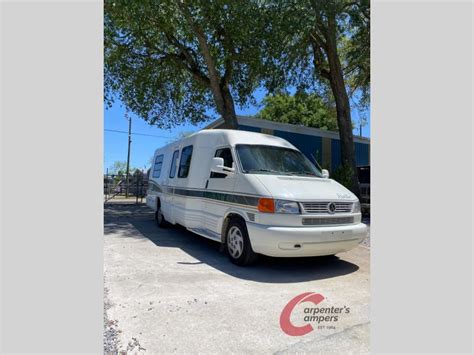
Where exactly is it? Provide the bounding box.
[146,129,368,266]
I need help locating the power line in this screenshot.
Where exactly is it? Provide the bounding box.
[104,128,172,139]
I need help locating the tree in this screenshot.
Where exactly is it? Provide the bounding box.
[105,0,273,129]
[109,161,137,176]
[265,0,370,196]
[257,92,338,131]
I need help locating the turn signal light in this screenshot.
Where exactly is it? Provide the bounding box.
[258,198,275,213]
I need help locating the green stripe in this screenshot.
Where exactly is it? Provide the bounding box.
[148,181,260,208]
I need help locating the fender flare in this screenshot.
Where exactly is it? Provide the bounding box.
[219,208,250,243]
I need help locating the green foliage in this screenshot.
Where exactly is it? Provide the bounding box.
[343,0,370,107]
[105,0,275,128]
[262,0,370,108]
[256,92,338,131]
[331,164,354,190]
[109,161,137,176]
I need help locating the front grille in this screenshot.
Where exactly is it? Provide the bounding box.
[302,216,354,226]
[301,202,353,214]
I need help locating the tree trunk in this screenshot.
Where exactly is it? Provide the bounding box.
[205,82,238,129]
[219,86,238,129]
[324,13,361,197]
[179,1,239,129]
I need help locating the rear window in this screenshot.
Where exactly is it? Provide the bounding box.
[178,145,193,178]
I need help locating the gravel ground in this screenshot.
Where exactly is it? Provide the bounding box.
[360,216,371,248]
[104,287,121,354]
[104,201,370,353]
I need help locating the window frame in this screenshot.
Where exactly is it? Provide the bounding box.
[177,145,194,178]
[152,154,164,178]
[210,146,235,179]
[169,150,180,178]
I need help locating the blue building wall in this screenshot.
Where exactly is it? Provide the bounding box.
[238,124,261,133]
[355,142,369,166]
[331,140,370,171]
[331,139,341,171]
[273,130,322,163]
[237,124,369,171]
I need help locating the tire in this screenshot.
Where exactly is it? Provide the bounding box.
[155,204,167,228]
[225,218,258,266]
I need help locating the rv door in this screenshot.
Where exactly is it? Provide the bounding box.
[165,148,180,224]
[204,147,236,236]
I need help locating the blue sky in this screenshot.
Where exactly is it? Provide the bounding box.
[104,88,370,173]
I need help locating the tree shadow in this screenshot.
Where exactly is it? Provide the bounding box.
[104,202,360,284]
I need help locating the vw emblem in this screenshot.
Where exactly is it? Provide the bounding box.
[327,202,336,214]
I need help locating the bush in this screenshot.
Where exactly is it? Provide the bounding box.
[331,165,354,190]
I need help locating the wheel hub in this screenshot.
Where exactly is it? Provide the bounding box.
[227,226,244,258]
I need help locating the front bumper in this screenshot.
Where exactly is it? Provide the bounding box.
[246,222,368,257]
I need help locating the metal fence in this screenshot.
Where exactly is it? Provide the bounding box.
[104,171,148,203]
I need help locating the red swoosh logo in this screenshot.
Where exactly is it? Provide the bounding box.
[280,292,325,336]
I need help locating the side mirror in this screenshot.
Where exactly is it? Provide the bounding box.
[321,169,329,179]
[210,157,235,175]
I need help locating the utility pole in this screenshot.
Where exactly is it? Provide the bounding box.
[125,112,132,198]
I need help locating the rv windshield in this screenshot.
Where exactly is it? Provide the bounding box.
[236,144,322,177]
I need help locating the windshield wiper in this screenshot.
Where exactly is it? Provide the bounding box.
[287,172,318,177]
[246,168,291,175]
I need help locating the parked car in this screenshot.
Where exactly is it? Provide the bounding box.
[357,165,370,216]
[146,129,368,266]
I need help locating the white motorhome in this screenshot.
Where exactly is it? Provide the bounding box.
[146,129,368,266]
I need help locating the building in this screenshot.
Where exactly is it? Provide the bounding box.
[204,115,370,172]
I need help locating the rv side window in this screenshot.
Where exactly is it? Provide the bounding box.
[210,148,233,179]
[178,145,193,178]
[169,150,179,178]
[152,154,164,178]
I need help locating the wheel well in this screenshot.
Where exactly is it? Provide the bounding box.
[221,213,246,243]
[156,197,161,211]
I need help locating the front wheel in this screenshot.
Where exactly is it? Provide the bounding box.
[226,219,257,266]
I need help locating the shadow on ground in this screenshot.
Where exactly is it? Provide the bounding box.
[104,202,359,284]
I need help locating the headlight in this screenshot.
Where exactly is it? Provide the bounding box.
[275,200,300,214]
[352,200,361,213]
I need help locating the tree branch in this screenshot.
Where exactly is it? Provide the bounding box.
[176,0,226,114]
[309,32,327,51]
[158,33,211,87]
[310,40,331,80]
[168,53,211,87]
[216,25,236,88]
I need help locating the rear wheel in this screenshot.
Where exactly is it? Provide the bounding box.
[155,204,167,227]
[226,218,257,266]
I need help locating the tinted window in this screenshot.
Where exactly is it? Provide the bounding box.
[178,145,193,178]
[152,154,164,178]
[210,148,233,179]
[169,150,179,178]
